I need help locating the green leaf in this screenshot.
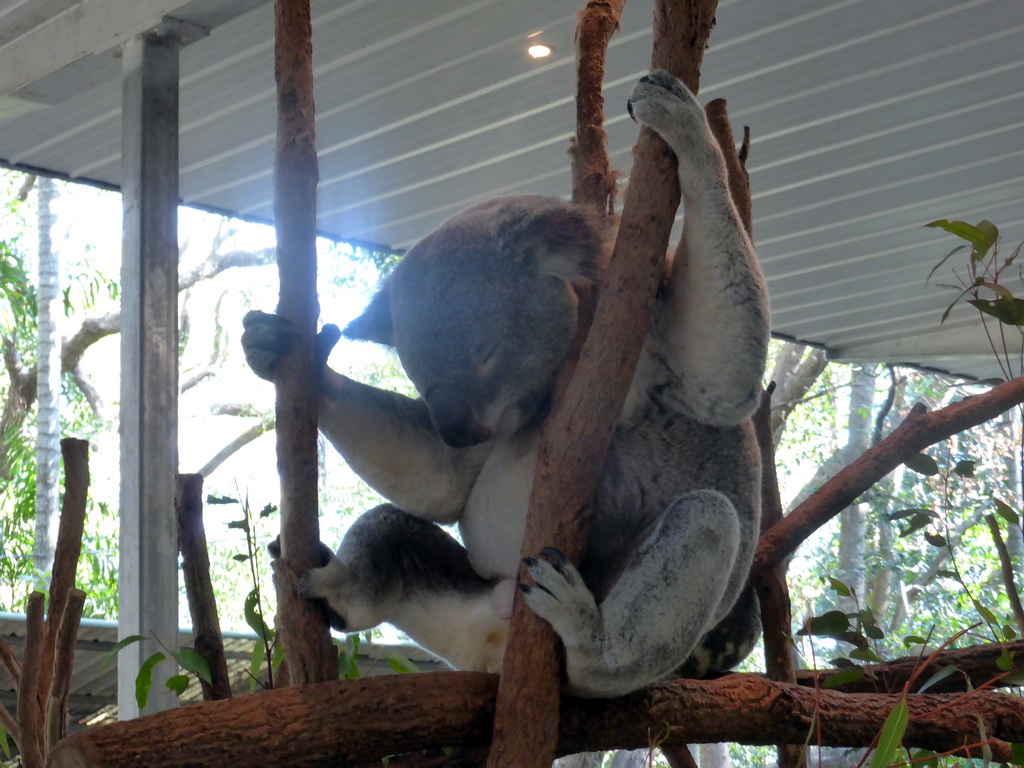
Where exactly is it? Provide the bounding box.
[997,648,1014,671]
[968,297,1024,326]
[1004,625,1018,640]
[975,600,999,626]
[233,554,250,563]
[849,647,882,663]
[797,610,850,638]
[925,218,999,257]
[995,499,1020,525]
[1000,667,1024,685]
[903,635,926,647]
[249,640,266,694]
[244,588,271,642]
[935,569,958,579]
[166,674,190,695]
[385,654,421,674]
[136,652,166,710]
[227,518,250,532]
[828,577,852,597]
[0,720,9,759]
[272,643,286,675]
[1011,742,1024,766]
[916,664,958,693]
[174,649,213,684]
[259,503,278,519]
[924,533,947,548]
[101,634,146,670]
[904,453,939,476]
[899,513,937,538]
[823,667,864,689]
[909,748,938,768]
[953,459,976,477]
[887,508,937,522]
[869,697,909,768]
[206,494,239,505]
[925,244,967,285]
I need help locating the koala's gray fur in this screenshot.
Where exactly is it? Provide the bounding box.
[242,71,770,697]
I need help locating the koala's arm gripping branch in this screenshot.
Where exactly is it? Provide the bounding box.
[270,0,336,685]
[486,2,720,768]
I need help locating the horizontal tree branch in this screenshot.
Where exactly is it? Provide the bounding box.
[754,375,1024,576]
[796,639,1024,694]
[45,672,1024,768]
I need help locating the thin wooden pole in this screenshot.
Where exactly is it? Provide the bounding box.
[270,0,337,685]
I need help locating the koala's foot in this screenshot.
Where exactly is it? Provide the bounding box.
[626,70,704,136]
[520,548,601,650]
[626,70,724,199]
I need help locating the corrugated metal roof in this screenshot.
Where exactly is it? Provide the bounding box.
[0,612,441,733]
[0,0,1022,380]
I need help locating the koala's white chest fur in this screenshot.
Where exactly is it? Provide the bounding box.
[460,432,539,579]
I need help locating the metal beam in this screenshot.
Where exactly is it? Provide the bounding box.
[118,31,182,719]
[0,0,197,98]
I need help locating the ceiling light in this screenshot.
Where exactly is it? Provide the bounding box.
[528,44,552,59]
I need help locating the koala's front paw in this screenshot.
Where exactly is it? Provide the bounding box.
[520,548,600,646]
[241,310,295,381]
[626,69,703,137]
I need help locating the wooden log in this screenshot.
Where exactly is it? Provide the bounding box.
[45,589,85,752]
[271,0,336,684]
[754,375,1024,577]
[44,672,1024,768]
[19,592,45,768]
[39,439,88,728]
[175,473,232,700]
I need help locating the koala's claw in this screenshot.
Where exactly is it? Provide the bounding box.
[521,554,599,642]
[539,547,569,573]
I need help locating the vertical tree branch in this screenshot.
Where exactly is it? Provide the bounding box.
[986,514,1024,637]
[19,592,45,768]
[487,2,719,767]
[176,473,233,700]
[571,0,626,212]
[45,588,85,752]
[39,438,89,739]
[271,0,337,685]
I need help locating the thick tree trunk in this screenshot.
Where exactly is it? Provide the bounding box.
[45,672,1024,768]
[34,175,61,579]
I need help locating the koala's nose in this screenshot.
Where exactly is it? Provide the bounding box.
[428,393,492,448]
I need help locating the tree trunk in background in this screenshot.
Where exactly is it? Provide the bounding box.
[836,367,874,603]
[699,743,731,768]
[33,176,60,580]
[553,753,603,768]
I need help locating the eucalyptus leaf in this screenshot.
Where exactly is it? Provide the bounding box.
[904,453,939,476]
[206,494,239,505]
[166,674,190,695]
[175,648,213,684]
[136,652,166,710]
[823,667,864,689]
[916,664,958,693]
[797,610,850,638]
[869,697,909,768]
[101,633,145,670]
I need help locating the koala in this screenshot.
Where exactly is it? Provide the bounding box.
[242,70,770,697]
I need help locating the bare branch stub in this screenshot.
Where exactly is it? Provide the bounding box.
[46,589,86,751]
[19,592,46,768]
[271,0,336,685]
[176,473,233,700]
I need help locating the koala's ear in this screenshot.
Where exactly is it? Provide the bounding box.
[528,207,607,284]
[343,285,394,345]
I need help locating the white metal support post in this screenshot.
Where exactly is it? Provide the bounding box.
[118,29,182,719]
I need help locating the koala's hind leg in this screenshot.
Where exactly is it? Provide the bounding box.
[627,72,770,428]
[522,490,741,698]
[300,504,513,673]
